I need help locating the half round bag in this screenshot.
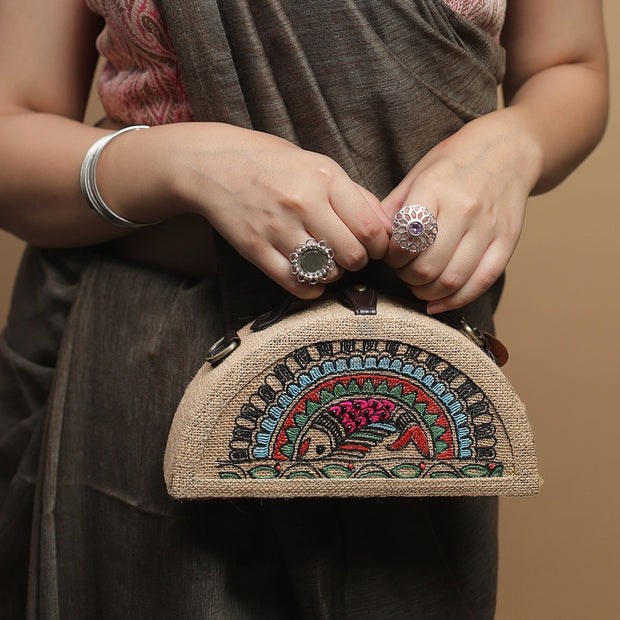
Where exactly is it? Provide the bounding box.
[164,294,540,499]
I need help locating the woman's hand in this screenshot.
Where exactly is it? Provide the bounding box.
[381,0,608,314]
[381,110,541,314]
[100,122,392,298]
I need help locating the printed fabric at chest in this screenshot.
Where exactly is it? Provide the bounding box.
[85,0,507,126]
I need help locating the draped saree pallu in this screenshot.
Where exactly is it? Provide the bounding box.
[0,1,518,617]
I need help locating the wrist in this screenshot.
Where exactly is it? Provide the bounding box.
[499,107,545,194]
[468,108,544,196]
[158,122,270,220]
[95,123,190,225]
[80,126,157,228]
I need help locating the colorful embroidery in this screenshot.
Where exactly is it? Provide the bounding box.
[219,339,505,480]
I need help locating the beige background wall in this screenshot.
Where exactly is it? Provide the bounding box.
[1,4,619,618]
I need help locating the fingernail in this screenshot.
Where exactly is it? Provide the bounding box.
[426,303,442,315]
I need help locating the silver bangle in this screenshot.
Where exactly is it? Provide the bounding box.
[80,125,156,229]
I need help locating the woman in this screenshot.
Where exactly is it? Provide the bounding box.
[0,1,608,618]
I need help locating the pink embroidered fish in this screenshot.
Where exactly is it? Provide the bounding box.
[328,398,395,433]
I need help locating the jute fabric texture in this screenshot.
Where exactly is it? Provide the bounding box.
[165,295,539,499]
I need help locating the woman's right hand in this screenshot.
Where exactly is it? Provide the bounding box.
[98,122,392,297]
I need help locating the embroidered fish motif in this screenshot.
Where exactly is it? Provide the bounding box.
[295,398,434,460]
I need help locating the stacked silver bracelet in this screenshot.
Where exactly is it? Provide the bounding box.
[80,125,154,229]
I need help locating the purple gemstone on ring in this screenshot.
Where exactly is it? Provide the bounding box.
[408,221,424,236]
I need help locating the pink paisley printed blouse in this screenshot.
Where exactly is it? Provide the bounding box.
[85,0,507,126]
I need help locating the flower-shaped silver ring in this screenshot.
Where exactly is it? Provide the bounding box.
[289,238,335,284]
[392,204,438,253]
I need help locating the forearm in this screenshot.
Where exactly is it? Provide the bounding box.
[0,111,390,296]
[0,112,196,247]
[499,0,608,196]
[502,61,608,195]
[0,111,131,247]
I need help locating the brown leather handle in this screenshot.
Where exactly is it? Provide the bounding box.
[250,284,509,367]
[250,283,379,333]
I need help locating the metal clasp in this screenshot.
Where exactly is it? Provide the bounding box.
[458,317,487,349]
[205,334,240,365]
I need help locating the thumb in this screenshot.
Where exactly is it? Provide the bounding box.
[356,183,392,234]
[381,182,411,220]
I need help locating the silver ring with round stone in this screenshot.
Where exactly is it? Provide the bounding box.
[391,204,438,253]
[289,238,335,284]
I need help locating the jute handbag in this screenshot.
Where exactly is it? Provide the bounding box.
[164,286,540,499]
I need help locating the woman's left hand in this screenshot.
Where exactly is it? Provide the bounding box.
[382,109,542,314]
